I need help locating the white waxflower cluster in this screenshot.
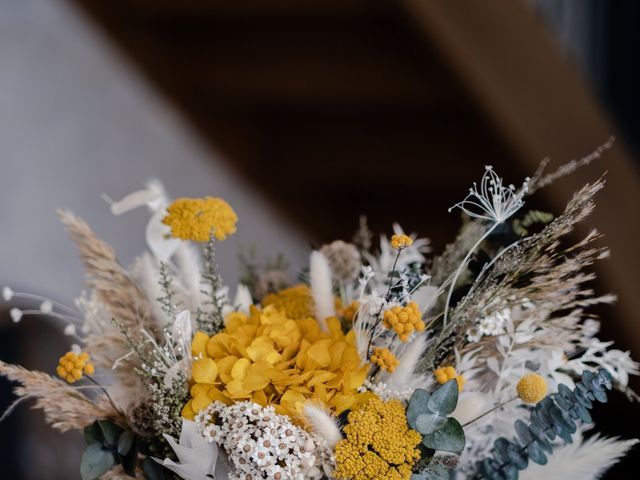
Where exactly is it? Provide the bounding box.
[360,378,414,402]
[467,307,511,343]
[195,401,326,480]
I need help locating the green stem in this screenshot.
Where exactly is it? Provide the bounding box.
[442,222,500,328]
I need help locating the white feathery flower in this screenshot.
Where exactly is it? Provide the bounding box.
[449,166,529,223]
[154,420,227,480]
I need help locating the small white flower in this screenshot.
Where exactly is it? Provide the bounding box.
[71,343,82,354]
[39,300,53,314]
[63,324,77,336]
[9,308,23,323]
[2,286,14,301]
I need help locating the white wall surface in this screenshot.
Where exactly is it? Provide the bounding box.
[0,0,307,306]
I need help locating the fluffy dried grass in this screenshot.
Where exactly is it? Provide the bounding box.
[58,210,156,337]
[0,360,124,432]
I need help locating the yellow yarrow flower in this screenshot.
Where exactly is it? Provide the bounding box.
[262,284,314,320]
[383,302,425,342]
[334,396,422,480]
[162,196,237,242]
[371,348,399,373]
[517,373,547,404]
[183,305,369,423]
[434,366,465,392]
[390,234,413,250]
[56,351,95,384]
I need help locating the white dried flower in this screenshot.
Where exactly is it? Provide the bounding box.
[449,165,529,223]
[9,307,22,323]
[195,401,332,480]
[2,286,14,301]
[320,240,361,281]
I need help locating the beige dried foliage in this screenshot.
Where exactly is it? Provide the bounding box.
[0,360,123,432]
[57,209,156,337]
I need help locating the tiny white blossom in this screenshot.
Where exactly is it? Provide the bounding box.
[2,286,14,301]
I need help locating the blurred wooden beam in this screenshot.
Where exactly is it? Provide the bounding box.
[402,0,640,353]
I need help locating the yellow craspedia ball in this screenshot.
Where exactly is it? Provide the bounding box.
[517,373,547,404]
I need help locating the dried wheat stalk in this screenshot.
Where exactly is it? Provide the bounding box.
[57,210,157,338]
[0,360,124,432]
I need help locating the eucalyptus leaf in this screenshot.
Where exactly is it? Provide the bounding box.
[506,442,528,470]
[118,430,135,456]
[415,412,448,435]
[98,420,123,446]
[143,457,167,480]
[514,420,532,445]
[422,417,465,453]
[80,444,116,480]
[427,380,459,416]
[121,438,138,477]
[527,441,547,465]
[83,421,103,445]
[407,389,431,429]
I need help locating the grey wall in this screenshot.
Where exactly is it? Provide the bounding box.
[0,0,307,306]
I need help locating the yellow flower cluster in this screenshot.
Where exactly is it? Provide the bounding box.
[56,351,95,384]
[390,234,413,250]
[334,397,422,480]
[162,196,238,242]
[262,285,314,320]
[434,366,465,392]
[370,348,399,373]
[338,300,360,323]
[383,302,425,342]
[517,373,547,404]
[182,305,369,421]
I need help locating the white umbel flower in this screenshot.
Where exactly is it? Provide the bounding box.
[449,165,529,223]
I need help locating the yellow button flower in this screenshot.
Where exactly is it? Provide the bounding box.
[383,302,425,342]
[371,348,399,373]
[56,351,95,384]
[517,373,547,404]
[162,196,237,242]
[434,366,465,392]
[390,234,413,250]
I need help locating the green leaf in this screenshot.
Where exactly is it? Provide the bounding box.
[98,420,123,446]
[121,438,138,477]
[427,380,458,416]
[415,413,448,435]
[143,457,167,480]
[422,417,465,453]
[80,444,116,480]
[407,389,430,429]
[117,431,135,456]
[83,421,103,445]
[527,441,548,465]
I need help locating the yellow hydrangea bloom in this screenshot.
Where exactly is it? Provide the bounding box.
[183,305,369,422]
[262,284,314,320]
[56,351,95,384]
[334,396,422,480]
[162,196,237,242]
[434,366,465,392]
